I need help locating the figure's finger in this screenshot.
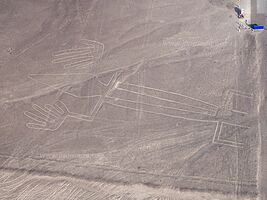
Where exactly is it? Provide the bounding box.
[53,48,94,57]
[26,122,47,130]
[54,101,67,114]
[64,60,94,69]
[80,39,104,49]
[32,104,57,119]
[53,53,94,64]
[80,40,104,58]
[44,104,62,116]
[64,57,94,66]
[80,39,96,46]
[24,111,49,123]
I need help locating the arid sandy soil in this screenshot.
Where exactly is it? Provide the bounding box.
[0,0,264,199]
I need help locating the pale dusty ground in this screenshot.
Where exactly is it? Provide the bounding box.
[0,0,263,199]
[0,170,255,200]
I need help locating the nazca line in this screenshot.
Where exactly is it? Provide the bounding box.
[119,82,218,108]
[89,71,121,117]
[27,69,117,104]
[212,121,249,148]
[105,101,217,123]
[117,84,255,117]
[105,96,214,116]
[24,60,143,131]
[24,71,123,131]
[230,89,254,98]
[115,87,217,114]
[223,89,254,115]
[105,93,249,148]
[52,39,104,69]
[24,101,93,131]
[26,59,143,101]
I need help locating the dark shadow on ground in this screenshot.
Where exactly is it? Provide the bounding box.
[234,6,241,17]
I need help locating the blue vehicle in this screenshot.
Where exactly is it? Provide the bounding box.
[250,24,265,31]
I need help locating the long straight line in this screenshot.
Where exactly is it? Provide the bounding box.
[106,101,217,123]
[105,96,213,116]
[120,82,218,108]
[117,87,216,114]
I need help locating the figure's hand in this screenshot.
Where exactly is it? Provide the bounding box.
[52,39,104,70]
[24,101,70,131]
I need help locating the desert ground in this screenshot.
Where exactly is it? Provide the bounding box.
[0,0,266,199]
